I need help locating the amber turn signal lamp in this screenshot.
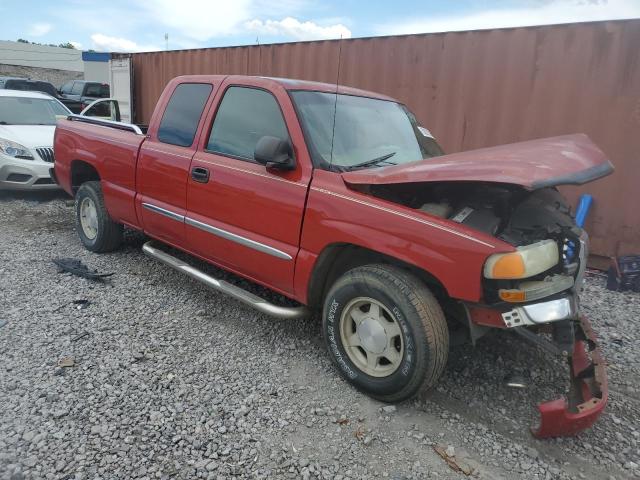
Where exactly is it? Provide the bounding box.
[488,253,526,279]
[498,289,527,302]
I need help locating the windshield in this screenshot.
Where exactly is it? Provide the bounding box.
[291,91,443,171]
[0,96,70,125]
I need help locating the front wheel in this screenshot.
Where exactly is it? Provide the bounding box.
[75,181,123,253]
[323,264,449,403]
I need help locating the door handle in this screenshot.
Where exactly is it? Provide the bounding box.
[191,166,210,183]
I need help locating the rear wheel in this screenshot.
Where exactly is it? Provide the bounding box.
[323,264,449,402]
[75,181,123,253]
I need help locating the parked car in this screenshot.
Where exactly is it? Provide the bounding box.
[0,89,71,190]
[58,80,109,113]
[0,76,27,88]
[0,78,84,113]
[53,75,611,438]
[0,90,116,190]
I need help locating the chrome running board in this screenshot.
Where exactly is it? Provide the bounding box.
[142,241,309,319]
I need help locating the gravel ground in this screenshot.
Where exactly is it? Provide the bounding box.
[1,191,639,480]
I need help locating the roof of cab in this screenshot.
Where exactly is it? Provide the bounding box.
[172,74,396,102]
[0,89,54,99]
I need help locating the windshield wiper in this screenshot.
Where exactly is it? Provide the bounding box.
[344,152,397,171]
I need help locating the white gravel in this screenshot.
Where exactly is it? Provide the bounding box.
[0,191,639,480]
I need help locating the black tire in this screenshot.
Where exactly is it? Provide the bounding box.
[75,181,123,253]
[322,264,449,403]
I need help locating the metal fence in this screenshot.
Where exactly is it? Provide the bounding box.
[129,19,640,260]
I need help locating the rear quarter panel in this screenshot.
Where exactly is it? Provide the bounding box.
[54,119,145,228]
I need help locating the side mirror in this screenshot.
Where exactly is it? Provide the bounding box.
[254,136,295,170]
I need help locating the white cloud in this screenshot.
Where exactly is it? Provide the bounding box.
[378,0,640,36]
[140,0,253,41]
[28,23,52,37]
[70,41,83,49]
[245,16,351,40]
[136,0,335,42]
[90,33,159,52]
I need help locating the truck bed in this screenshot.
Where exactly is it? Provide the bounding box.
[54,116,146,228]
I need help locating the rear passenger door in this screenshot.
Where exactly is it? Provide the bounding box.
[136,82,214,246]
[186,80,313,295]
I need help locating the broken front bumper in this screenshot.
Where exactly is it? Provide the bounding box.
[532,315,608,438]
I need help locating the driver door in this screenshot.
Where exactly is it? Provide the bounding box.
[186,80,312,295]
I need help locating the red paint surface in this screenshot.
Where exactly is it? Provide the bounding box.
[342,134,612,190]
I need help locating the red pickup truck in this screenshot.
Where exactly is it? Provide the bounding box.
[54,75,612,438]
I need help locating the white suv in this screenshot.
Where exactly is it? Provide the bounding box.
[0,89,72,190]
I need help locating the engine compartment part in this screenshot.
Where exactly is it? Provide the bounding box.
[365,182,577,248]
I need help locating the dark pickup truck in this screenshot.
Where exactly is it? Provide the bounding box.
[58,80,110,113]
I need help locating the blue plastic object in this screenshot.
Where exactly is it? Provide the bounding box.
[565,194,593,263]
[575,194,593,228]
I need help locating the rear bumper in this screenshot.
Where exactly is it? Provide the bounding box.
[532,315,608,438]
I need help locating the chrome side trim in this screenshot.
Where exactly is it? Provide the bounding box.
[185,217,292,261]
[67,114,143,135]
[142,202,185,222]
[310,187,495,248]
[142,241,308,319]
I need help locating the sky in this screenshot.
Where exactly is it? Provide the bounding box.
[0,0,638,52]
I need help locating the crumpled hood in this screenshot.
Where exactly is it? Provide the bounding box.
[342,134,613,190]
[0,125,55,149]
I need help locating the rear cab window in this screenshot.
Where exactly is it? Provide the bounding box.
[84,83,109,98]
[206,86,290,162]
[157,83,213,147]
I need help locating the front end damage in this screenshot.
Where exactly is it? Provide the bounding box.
[468,293,608,438]
[353,180,609,437]
[532,315,607,438]
[466,221,608,438]
[340,135,613,437]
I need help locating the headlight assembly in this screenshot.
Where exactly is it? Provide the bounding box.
[0,137,34,160]
[484,240,559,279]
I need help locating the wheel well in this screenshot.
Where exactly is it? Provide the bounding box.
[70,160,100,193]
[307,243,449,310]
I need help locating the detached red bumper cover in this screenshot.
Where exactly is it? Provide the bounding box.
[533,316,608,438]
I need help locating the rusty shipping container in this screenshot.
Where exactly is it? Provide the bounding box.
[128,19,640,261]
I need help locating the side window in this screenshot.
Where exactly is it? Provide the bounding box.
[157,83,212,147]
[71,82,84,95]
[84,83,101,97]
[60,81,72,94]
[207,86,289,161]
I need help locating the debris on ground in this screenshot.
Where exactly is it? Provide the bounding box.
[434,444,475,476]
[57,356,75,368]
[72,299,90,310]
[71,332,90,342]
[52,258,114,281]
